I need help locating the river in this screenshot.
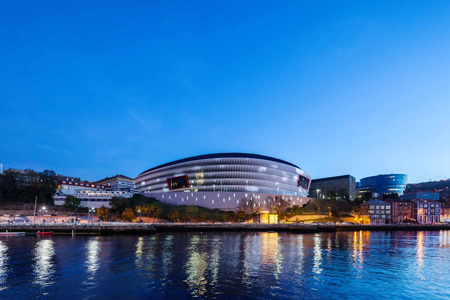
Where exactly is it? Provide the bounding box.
[0,231,449,299]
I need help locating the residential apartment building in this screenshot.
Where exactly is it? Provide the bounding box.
[413,200,441,224]
[387,199,414,224]
[359,200,391,224]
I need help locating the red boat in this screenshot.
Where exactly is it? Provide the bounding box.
[37,231,53,236]
[0,232,26,236]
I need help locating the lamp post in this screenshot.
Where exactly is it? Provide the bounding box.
[316,189,321,199]
[138,209,142,224]
[90,207,95,223]
[40,207,47,224]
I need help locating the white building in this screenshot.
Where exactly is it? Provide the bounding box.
[54,180,133,208]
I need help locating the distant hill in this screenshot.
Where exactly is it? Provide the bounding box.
[405,179,450,201]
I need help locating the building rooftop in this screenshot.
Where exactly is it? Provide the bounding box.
[311,175,354,182]
[139,152,300,175]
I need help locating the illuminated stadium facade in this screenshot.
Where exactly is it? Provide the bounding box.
[134,153,312,210]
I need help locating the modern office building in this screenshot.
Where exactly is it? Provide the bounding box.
[135,153,312,211]
[358,174,408,195]
[309,175,356,201]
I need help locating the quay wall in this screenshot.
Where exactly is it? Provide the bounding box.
[2,223,450,235]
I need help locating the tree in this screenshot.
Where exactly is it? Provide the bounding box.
[236,210,247,222]
[38,170,57,204]
[167,208,180,222]
[122,208,135,222]
[330,205,339,217]
[382,193,399,200]
[64,195,81,209]
[97,206,110,221]
[111,197,130,213]
[361,191,373,202]
[337,189,349,201]
[327,190,338,200]
[186,205,200,222]
[267,195,291,217]
[237,196,260,215]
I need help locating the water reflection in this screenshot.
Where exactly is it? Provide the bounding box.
[84,237,100,287]
[32,239,56,288]
[295,235,304,276]
[208,236,221,288]
[0,241,8,291]
[161,235,173,281]
[185,235,208,296]
[260,232,283,279]
[135,236,157,276]
[312,234,322,276]
[416,231,425,279]
[439,230,450,248]
[352,231,366,275]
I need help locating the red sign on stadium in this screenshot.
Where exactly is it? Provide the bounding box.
[167,175,190,190]
[298,175,310,189]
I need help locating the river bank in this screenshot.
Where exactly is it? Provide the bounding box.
[1,222,450,235]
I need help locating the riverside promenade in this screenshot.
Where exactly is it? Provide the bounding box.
[1,222,450,235]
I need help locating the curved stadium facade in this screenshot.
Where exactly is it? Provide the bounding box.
[134,153,311,210]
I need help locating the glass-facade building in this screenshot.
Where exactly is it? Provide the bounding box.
[134,153,311,210]
[358,174,408,195]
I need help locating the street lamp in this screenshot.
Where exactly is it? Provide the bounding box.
[90,207,95,223]
[316,189,321,199]
[138,209,142,224]
[39,207,47,225]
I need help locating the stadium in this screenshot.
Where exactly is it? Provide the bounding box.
[134,153,311,210]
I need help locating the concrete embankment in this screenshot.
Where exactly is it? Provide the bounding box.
[153,223,450,233]
[2,223,450,235]
[0,224,156,235]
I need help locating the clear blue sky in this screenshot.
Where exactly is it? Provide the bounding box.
[1,1,449,183]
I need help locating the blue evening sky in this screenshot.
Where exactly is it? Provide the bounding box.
[1,1,450,183]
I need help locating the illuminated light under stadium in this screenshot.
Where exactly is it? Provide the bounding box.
[134,153,312,211]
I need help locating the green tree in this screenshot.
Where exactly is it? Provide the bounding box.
[111,197,130,213]
[167,208,180,222]
[97,206,110,221]
[38,170,57,204]
[382,193,399,200]
[236,210,247,222]
[330,205,339,217]
[327,190,338,200]
[361,191,373,202]
[64,195,81,209]
[122,208,135,222]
